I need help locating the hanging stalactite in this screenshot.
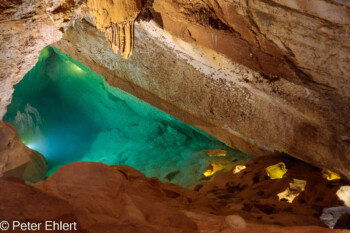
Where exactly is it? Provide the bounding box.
[105,21,134,59]
[87,0,141,59]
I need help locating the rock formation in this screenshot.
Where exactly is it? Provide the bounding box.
[54,15,350,181]
[1,4,350,233]
[86,0,142,58]
[196,155,349,227]
[1,0,350,181]
[0,0,87,117]
[0,121,47,184]
[321,206,350,229]
[0,161,348,232]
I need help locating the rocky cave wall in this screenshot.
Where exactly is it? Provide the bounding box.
[0,0,350,179]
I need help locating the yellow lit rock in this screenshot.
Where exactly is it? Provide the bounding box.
[233,165,246,174]
[203,162,226,177]
[87,0,142,59]
[277,179,307,203]
[205,149,227,157]
[322,169,341,181]
[266,162,287,179]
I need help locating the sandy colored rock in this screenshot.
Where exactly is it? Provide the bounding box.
[87,0,142,58]
[337,186,350,207]
[87,0,141,28]
[0,121,47,184]
[0,0,86,118]
[54,18,350,181]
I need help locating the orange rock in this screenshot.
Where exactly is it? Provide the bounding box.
[0,121,47,184]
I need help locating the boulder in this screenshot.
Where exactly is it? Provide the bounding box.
[0,121,47,184]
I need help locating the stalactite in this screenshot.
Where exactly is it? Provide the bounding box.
[87,0,141,59]
[105,21,134,59]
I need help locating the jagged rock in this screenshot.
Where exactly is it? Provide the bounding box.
[54,15,350,181]
[321,206,350,229]
[196,155,349,227]
[105,21,134,59]
[277,178,307,203]
[151,0,350,181]
[0,121,47,184]
[0,161,346,232]
[1,0,350,186]
[336,186,350,207]
[0,0,86,117]
[86,0,141,58]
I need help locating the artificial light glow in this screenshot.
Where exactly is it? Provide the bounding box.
[266,162,287,179]
[203,162,226,177]
[205,149,227,157]
[233,165,246,174]
[322,169,341,181]
[25,142,38,150]
[277,178,307,203]
[66,60,83,72]
[22,140,34,150]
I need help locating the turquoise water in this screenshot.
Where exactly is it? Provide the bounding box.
[3,46,251,187]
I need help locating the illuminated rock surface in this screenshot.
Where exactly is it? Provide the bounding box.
[87,0,142,58]
[0,162,349,232]
[55,17,350,181]
[196,155,350,227]
[3,46,250,187]
[0,121,47,184]
[1,0,350,231]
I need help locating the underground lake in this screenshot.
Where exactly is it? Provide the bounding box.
[3,46,251,187]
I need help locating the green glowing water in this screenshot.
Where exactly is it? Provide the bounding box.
[3,46,251,187]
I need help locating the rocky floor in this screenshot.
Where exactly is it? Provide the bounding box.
[197,155,350,228]
[0,156,349,232]
[1,0,350,232]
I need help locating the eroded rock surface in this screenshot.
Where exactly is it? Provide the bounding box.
[87,0,142,58]
[1,0,350,181]
[196,155,349,227]
[0,161,348,232]
[0,0,86,117]
[54,16,350,181]
[152,0,350,179]
[0,121,47,184]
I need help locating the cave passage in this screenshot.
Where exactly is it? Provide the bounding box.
[3,46,251,187]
